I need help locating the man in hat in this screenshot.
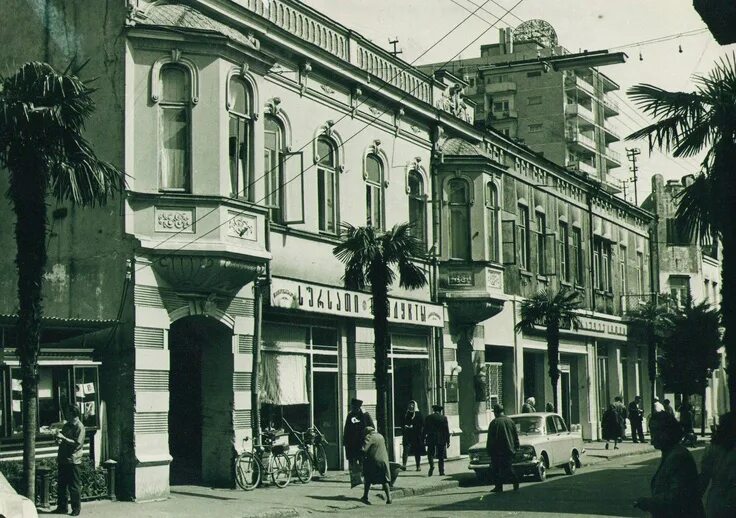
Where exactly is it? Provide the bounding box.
[628,395,646,443]
[343,398,374,487]
[486,404,519,492]
[423,404,450,476]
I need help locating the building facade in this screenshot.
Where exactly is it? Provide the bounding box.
[0,0,655,501]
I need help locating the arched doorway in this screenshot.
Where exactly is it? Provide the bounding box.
[168,316,234,486]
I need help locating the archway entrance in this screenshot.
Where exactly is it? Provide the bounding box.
[168,316,233,486]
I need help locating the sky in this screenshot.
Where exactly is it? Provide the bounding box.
[303,0,736,203]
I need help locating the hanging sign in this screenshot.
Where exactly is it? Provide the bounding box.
[270,277,444,327]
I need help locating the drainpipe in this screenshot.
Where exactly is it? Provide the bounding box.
[430,131,445,406]
[587,184,598,313]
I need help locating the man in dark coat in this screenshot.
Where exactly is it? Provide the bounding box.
[343,398,374,487]
[613,396,628,440]
[486,404,520,492]
[628,395,646,443]
[423,404,450,476]
[360,427,392,505]
[521,397,536,413]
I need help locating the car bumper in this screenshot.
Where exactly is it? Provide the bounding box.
[469,458,541,472]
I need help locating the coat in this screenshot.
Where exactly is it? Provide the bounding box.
[343,410,374,461]
[362,431,391,485]
[401,411,425,456]
[423,412,450,459]
[703,446,736,518]
[602,407,623,441]
[629,401,644,423]
[521,403,535,413]
[486,415,519,458]
[642,445,705,518]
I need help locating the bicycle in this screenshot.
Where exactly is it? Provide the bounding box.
[283,419,329,484]
[235,428,292,490]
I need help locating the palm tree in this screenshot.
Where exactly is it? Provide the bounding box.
[627,54,736,409]
[0,62,123,500]
[625,296,677,407]
[514,288,581,413]
[333,223,427,443]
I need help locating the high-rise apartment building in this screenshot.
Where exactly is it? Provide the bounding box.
[419,20,626,187]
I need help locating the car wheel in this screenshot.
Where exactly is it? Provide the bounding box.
[534,457,547,482]
[564,456,576,475]
[573,450,582,468]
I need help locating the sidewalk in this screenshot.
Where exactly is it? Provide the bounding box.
[56,444,663,518]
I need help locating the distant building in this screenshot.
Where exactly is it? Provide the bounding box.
[419,20,626,188]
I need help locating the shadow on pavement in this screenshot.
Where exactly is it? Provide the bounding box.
[423,456,660,517]
[307,494,364,503]
[169,490,238,500]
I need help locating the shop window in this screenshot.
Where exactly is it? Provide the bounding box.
[365,154,384,229]
[74,367,100,429]
[448,178,471,260]
[159,65,191,192]
[485,182,499,262]
[408,170,427,248]
[317,137,339,233]
[264,115,285,223]
[228,76,254,200]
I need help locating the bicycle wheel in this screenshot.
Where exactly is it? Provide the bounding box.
[293,449,313,484]
[270,452,292,488]
[235,452,261,490]
[314,444,328,476]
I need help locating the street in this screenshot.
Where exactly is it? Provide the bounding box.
[314,449,703,518]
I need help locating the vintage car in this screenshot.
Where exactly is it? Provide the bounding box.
[0,471,38,518]
[468,412,585,482]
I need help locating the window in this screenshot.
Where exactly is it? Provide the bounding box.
[448,179,471,260]
[636,251,645,293]
[518,204,530,270]
[228,76,254,200]
[705,279,711,303]
[572,227,584,285]
[485,182,499,262]
[669,276,690,307]
[545,415,557,434]
[554,415,568,432]
[620,245,628,295]
[666,218,689,246]
[500,128,511,137]
[559,221,570,282]
[493,100,510,112]
[526,71,542,78]
[528,123,543,133]
[317,137,339,233]
[408,170,427,247]
[159,66,191,191]
[527,95,542,105]
[535,211,546,274]
[365,154,384,229]
[264,116,284,223]
[594,238,612,292]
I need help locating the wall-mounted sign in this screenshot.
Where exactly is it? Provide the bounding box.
[270,278,444,327]
[531,315,629,342]
[448,270,474,287]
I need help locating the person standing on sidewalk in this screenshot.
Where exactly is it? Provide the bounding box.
[423,404,450,476]
[653,396,665,414]
[614,396,628,440]
[486,404,519,493]
[628,396,646,443]
[663,399,675,418]
[401,400,425,471]
[602,403,623,450]
[360,427,392,505]
[344,398,374,488]
[521,397,536,413]
[53,405,85,516]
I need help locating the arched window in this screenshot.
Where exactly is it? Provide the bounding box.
[365,154,384,229]
[264,116,284,223]
[159,65,191,191]
[408,170,427,248]
[448,178,471,260]
[228,76,254,201]
[485,182,499,262]
[317,137,338,233]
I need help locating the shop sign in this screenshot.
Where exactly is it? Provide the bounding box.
[575,316,628,341]
[270,278,444,327]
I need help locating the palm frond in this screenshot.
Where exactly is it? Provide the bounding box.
[674,174,721,243]
[381,223,426,262]
[396,257,427,290]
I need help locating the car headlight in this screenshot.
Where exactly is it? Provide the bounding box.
[517,445,536,461]
[470,452,480,462]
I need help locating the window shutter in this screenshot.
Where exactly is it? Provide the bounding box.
[542,233,558,276]
[501,219,516,265]
[282,151,305,224]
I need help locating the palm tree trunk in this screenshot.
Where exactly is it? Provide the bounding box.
[721,223,736,411]
[371,264,392,451]
[547,326,560,413]
[11,163,48,501]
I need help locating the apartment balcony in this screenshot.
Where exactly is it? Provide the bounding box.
[438,261,505,324]
[568,159,597,176]
[602,120,621,143]
[489,109,518,121]
[566,127,598,156]
[603,146,622,168]
[601,94,620,117]
[565,75,596,99]
[485,81,517,94]
[565,103,596,128]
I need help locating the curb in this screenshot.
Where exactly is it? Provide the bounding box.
[243,509,301,518]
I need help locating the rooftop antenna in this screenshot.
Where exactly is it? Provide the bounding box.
[389,37,403,58]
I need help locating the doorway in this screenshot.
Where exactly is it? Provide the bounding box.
[392,357,428,457]
[560,368,571,427]
[313,371,340,469]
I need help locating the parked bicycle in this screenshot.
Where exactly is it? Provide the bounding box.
[283,419,329,484]
[235,428,292,490]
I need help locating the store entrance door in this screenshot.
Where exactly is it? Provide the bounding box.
[313,371,340,469]
[392,358,429,459]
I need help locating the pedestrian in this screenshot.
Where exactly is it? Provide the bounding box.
[663,398,675,418]
[52,405,85,516]
[521,397,536,413]
[544,402,554,412]
[613,396,628,440]
[634,412,704,518]
[401,400,425,471]
[360,427,392,505]
[700,411,736,518]
[343,398,374,488]
[423,404,450,477]
[602,404,622,450]
[679,399,694,435]
[628,395,646,443]
[486,404,520,493]
[653,396,665,413]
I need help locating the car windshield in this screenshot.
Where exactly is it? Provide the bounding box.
[512,416,543,435]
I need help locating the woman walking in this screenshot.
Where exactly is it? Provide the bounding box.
[602,403,623,450]
[401,400,425,471]
[361,427,392,505]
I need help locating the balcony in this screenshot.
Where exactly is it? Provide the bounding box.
[566,128,597,156]
[603,146,622,168]
[438,262,505,324]
[485,81,517,94]
[568,159,597,176]
[565,75,596,99]
[565,103,596,128]
[489,109,518,121]
[601,94,620,116]
[602,121,621,143]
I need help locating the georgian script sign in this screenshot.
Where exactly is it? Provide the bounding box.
[270,278,444,328]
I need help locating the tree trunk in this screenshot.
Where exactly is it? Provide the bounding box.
[721,219,736,411]
[648,332,657,411]
[547,325,560,414]
[371,264,391,453]
[11,160,48,501]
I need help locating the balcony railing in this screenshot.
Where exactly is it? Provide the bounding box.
[485,81,517,94]
[604,146,622,166]
[565,103,596,127]
[566,128,597,154]
[602,94,620,116]
[565,75,596,98]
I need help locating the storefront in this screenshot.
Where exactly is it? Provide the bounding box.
[268,277,445,465]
